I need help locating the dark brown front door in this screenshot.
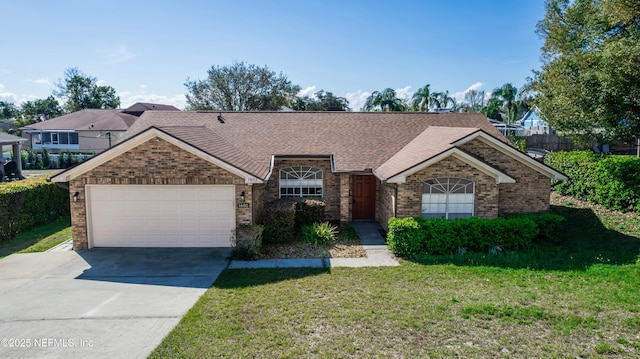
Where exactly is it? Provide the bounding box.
[353,175,376,220]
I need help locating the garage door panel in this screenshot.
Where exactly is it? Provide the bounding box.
[88,185,235,248]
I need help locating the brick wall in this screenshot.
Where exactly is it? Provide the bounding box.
[264,159,341,221]
[396,156,499,219]
[459,139,550,215]
[376,183,396,230]
[339,173,351,224]
[69,137,251,249]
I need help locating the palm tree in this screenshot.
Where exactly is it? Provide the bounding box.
[492,83,519,124]
[363,88,408,112]
[411,84,430,111]
[431,90,455,111]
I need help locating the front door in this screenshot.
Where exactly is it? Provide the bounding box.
[352,175,376,220]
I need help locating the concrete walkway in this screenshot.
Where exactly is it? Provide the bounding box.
[229,221,399,269]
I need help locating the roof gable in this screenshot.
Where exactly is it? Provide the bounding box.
[51,127,263,184]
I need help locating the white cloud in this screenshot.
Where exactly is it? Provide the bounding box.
[119,92,186,109]
[0,84,4,91]
[139,84,147,90]
[394,86,412,102]
[345,90,371,111]
[27,78,51,85]
[100,46,137,64]
[297,86,316,97]
[0,92,18,103]
[452,82,485,103]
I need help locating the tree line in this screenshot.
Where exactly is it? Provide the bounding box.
[0,68,120,128]
[3,0,638,147]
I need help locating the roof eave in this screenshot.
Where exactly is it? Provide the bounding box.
[385,148,516,184]
[452,130,569,181]
[51,127,264,184]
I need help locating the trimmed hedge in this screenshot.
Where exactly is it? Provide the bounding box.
[544,151,640,213]
[387,213,565,257]
[259,200,296,243]
[294,199,326,230]
[0,177,70,242]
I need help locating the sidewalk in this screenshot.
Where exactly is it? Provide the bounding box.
[229,221,399,269]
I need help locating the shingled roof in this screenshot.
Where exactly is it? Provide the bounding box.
[21,109,137,131]
[121,111,511,179]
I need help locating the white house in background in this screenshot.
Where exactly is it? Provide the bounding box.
[20,103,180,153]
[517,106,555,135]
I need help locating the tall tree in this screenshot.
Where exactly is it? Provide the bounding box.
[0,101,18,119]
[292,90,350,111]
[54,67,120,113]
[19,96,62,123]
[483,97,504,121]
[363,88,408,112]
[185,61,300,111]
[430,90,455,111]
[411,84,431,111]
[492,83,519,124]
[463,89,486,112]
[529,0,640,145]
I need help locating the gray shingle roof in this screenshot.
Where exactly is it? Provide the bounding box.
[124,111,510,179]
[21,109,135,131]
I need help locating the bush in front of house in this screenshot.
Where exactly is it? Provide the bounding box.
[231,224,264,260]
[301,221,338,245]
[294,199,326,230]
[544,151,640,213]
[506,213,566,243]
[0,176,70,242]
[258,200,296,243]
[387,214,564,257]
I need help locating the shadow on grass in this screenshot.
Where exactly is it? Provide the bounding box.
[407,205,640,271]
[0,217,71,258]
[215,267,330,289]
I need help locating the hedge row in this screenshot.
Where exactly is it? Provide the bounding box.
[0,177,70,242]
[387,214,565,257]
[544,151,640,213]
[258,199,326,243]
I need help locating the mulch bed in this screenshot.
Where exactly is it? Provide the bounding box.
[259,237,366,259]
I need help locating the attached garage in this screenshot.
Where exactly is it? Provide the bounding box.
[86,185,235,248]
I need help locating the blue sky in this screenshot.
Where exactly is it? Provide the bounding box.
[1,0,546,110]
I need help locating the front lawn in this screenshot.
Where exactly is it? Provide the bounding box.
[0,217,71,258]
[151,193,640,358]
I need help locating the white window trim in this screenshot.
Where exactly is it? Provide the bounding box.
[422,178,474,219]
[279,166,324,198]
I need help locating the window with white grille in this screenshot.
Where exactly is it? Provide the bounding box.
[422,178,474,219]
[279,166,323,198]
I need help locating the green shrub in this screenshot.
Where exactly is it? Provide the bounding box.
[340,225,359,240]
[258,200,296,243]
[301,222,338,245]
[231,224,264,260]
[507,213,566,243]
[0,177,70,242]
[294,199,326,230]
[545,151,640,213]
[387,215,553,257]
[387,217,423,256]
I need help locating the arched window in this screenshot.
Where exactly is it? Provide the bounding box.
[279,166,323,198]
[422,178,474,219]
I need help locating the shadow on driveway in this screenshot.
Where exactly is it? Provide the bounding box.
[76,248,231,288]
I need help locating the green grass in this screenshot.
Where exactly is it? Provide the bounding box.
[0,217,71,258]
[151,193,640,358]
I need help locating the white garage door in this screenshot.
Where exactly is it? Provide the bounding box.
[87,185,235,247]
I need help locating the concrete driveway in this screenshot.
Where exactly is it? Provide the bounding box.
[0,248,230,359]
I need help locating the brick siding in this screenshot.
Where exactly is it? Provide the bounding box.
[264,159,341,221]
[395,156,498,219]
[69,137,250,249]
[459,139,550,215]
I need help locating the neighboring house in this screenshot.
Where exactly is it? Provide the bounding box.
[0,119,16,133]
[20,103,180,153]
[517,106,554,135]
[51,111,567,250]
[489,119,527,137]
